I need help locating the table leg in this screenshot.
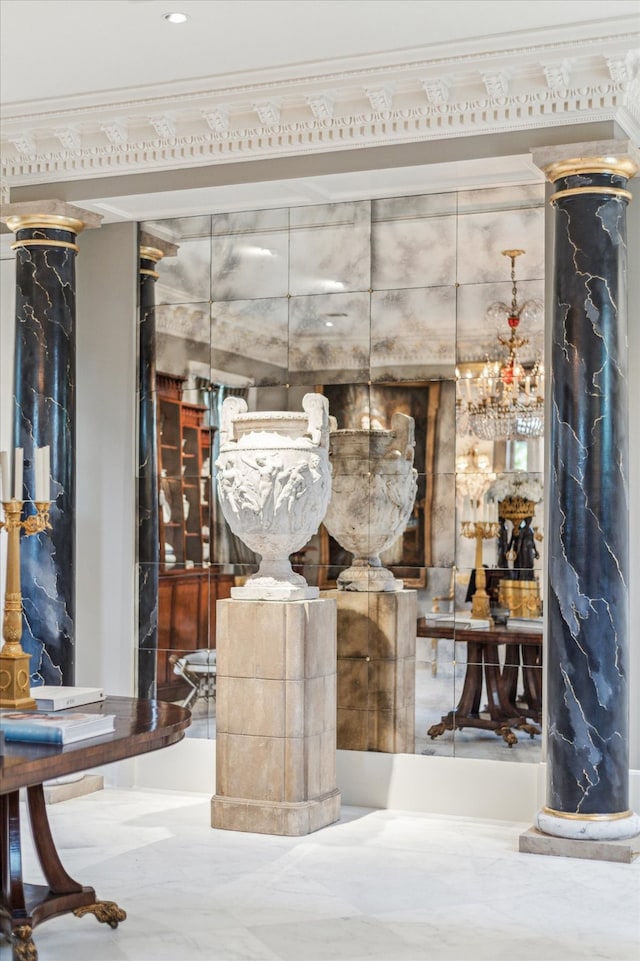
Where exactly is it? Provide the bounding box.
[501,644,521,705]
[427,641,540,746]
[2,790,35,961]
[520,643,542,721]
[0,784,126,961]
[427,642,486,740]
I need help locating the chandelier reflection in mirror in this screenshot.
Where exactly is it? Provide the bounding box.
[455,447,495,519]
[457,249,544,441]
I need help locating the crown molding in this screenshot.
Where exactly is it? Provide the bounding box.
[2,27,638,190]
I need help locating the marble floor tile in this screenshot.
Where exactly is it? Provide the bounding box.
[11,789,639,961]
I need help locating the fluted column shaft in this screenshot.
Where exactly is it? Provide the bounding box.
[533,142,639,841]
[0,203,102,685]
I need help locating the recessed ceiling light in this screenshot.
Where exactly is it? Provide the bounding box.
[163,12,189,24]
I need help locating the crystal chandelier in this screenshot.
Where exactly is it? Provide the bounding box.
[455,447,495,511]
[457,249,544,441]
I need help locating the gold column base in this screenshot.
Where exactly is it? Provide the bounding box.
[0,647,36,709]
[541,805,633,822]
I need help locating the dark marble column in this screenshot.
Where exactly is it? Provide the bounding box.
[0,202,102,686]
[137,233,177,698]
[137,243,161,699]
[532,141,639,841]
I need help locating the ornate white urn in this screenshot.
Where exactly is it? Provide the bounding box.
[323,413,418,591]
[215,393,331,600]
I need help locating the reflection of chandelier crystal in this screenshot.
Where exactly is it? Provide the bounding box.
[456,447,495,517]
[457,249,544,441]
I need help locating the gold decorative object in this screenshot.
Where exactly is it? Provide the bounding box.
[0,497,51,709]
[498,578,542,618]
[73,900,127,927]
[461,519,500,619]
[9,924,36,961]
[498,495,538,525]
[456,249,544,440]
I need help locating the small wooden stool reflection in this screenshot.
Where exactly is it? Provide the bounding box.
[169,650,217,709]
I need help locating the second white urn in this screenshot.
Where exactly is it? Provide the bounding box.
[323,413,418,591]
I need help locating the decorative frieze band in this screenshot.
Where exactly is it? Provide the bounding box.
[1,35,638,186]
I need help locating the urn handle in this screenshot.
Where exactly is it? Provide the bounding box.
[302,393,330,448]
[390,411,416,462]
[220,396,248,445]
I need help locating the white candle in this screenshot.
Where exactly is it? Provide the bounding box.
[14,448,23,500]
[0,450,8,502]
[41,445,50,501]
[36,446,50,501]
[35,447,42,500]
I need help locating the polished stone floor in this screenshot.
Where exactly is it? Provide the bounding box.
[14,788,639,961]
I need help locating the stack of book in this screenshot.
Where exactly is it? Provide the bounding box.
[422,613,491,630]
[0,709,115,745]
[30,685,104,710]
[1,687,114,745]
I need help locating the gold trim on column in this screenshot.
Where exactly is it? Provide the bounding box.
[549,186,633,204]
[542,806,633,822]
[543,156,638,183]
[11,238,79,252]
[139,245,165,263]
[5,214,86,234]
[139,268,160,278]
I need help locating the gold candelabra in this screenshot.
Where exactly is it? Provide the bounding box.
[461,519,500,619]
[0,498,51,709]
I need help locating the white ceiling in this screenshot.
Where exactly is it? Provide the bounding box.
[1,1,639,221]
[3,0,638,108]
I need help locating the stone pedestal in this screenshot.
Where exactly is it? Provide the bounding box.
[211,597,340,836]
[326,589,416,753]
[519,827,639,864]
[43,774,104,805]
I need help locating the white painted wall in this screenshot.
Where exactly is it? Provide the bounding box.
[75,223,138,697]
[74,222,138,789]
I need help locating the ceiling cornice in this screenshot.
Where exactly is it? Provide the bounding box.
[2,23,638,192]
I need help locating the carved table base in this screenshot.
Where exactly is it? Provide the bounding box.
[417,621,543,747]
[426,641,540,747]
[0,784,126,960]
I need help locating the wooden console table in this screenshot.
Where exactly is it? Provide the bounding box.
[417,617,543,746]
[0,696,190,961]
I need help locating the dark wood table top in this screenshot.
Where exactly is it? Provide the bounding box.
[416,616,543,646]
[0,695,190,795]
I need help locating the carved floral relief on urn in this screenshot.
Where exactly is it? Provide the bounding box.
[215,393,332,600]
[323,413,418,591]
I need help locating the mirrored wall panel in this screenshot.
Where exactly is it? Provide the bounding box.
[139,182,546,763]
